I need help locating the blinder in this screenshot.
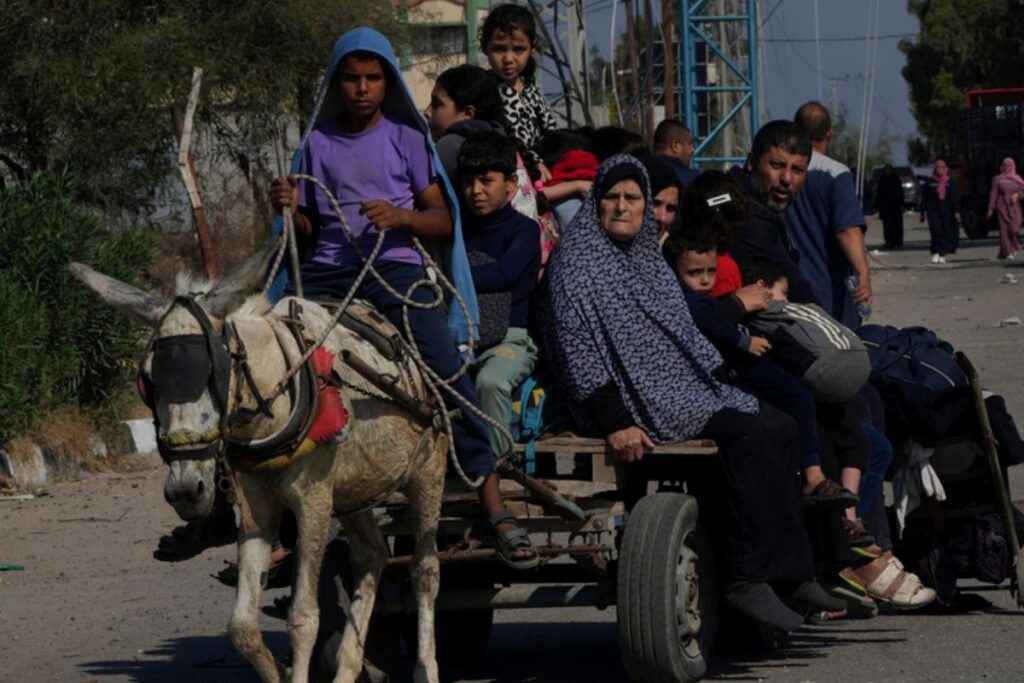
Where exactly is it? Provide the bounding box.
[140,296,233,464]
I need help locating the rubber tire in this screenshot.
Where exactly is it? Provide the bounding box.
[962,204,990,239]
[617,492,719,683]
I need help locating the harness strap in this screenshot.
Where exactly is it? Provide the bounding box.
[160,441,221,463]
[226,300,320,464]
[229,321,275,419]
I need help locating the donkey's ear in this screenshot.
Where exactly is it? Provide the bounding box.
[68,262,168,328]
[203,236,283,318]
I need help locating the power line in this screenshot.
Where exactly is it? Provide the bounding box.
[763,33,914,43]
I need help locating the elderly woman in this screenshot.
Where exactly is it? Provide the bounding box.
[538,155,842,630]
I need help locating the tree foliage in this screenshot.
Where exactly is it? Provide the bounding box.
[900,0,1024,155]
[0,0,410,215]
[0,171,153,445]
[826,104,895,172]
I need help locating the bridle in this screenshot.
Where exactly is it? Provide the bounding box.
[140,296,231,464]
[139,296,318,467]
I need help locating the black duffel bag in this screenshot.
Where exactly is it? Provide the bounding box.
[858,324,972,442]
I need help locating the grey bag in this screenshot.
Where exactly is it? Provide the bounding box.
[746,301,870,403]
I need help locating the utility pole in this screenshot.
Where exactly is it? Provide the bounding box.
[716,0,735,160]
[663,0,676,119]
[626,0,640,130]
[526,0,594,126]
[644,0,654,136]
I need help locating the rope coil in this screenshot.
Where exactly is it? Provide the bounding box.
[262,174,518,489]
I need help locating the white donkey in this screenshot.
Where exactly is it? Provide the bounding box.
[71,242,447,683]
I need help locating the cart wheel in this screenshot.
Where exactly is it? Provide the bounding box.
[1015,554,1024,610]
[962,204,991,239]
[617,492,719,683]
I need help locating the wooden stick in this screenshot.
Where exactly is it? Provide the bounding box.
[173,67,218,280]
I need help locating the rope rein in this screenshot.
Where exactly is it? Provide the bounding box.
[260,174,517,489]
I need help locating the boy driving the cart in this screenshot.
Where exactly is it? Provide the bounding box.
[270,28,538,569]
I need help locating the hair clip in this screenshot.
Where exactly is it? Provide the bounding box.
[707,193,731,207]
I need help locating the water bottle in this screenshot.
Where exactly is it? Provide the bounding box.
[845,274,871,320]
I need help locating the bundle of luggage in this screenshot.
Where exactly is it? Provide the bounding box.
[857,324,1024,606]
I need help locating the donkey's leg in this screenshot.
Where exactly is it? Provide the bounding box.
[287,483,334,683]
[406,455,445,683]
[332,509,389,683]
[228,492,284,683]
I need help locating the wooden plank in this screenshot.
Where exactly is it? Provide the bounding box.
[512,437,718,456]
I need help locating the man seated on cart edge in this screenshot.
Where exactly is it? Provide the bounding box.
[269,27,538,570]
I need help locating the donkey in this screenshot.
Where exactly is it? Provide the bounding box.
[71,242,447,683]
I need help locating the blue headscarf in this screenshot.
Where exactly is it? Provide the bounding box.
[538,155,758,442]
[268,27,479,347]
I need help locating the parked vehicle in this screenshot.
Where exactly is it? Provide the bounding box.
[867,165,920,213]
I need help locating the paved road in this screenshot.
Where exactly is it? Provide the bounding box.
[4,215,1024,682]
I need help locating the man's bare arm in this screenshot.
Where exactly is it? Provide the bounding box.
[836,226,872,306]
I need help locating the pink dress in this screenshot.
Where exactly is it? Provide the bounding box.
[989,173,1024,258]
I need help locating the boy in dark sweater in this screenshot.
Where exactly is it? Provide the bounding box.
[664,229,857,509]
[458,132,542,455]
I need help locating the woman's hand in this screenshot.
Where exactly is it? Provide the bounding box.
[732,283,772,312]
[538,163,553,183]
[987,208,994,220]
[606,426,655,463]
[271,176,298,214]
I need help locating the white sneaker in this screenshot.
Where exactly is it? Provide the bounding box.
[1010,253,1016,260]
[931,253,940,264]
[938,256,947,264]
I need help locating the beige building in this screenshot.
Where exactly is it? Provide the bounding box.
[396,0,500,108]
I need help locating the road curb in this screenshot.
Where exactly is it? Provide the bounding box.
[1,419,156,490]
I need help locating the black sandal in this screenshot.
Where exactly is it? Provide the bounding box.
[153,514,237,562]
[488,510,540,570]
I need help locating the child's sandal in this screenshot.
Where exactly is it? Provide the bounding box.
[488,510,540,570]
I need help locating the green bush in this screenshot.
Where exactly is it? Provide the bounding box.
[0,170,152,444]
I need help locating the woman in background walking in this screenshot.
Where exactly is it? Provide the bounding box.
[921,159,960,264]
[986,157,1024,260]
[875,164,905,249]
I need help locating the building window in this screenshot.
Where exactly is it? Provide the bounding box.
[413,24,467,57]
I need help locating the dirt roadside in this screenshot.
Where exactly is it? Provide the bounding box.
[0,454,278,682]
[3,217,1024,683]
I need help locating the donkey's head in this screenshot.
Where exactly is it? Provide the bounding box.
[70,240,280,520]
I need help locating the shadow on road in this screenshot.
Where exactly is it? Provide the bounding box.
[79,633,287,682]
[397,620,625,682]
[708,623,906,681]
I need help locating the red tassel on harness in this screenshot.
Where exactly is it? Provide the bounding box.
[307,348,349,443]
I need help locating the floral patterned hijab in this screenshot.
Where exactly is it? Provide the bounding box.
[538,155,757,442]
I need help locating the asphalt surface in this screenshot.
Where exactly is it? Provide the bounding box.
[4,214,1024,682]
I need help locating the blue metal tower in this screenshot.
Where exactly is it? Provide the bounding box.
[679,0,759,166]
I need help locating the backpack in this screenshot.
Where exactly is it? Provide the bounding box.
[745,301,870,403]
[508,371,570,475]
[857,325,971,442]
